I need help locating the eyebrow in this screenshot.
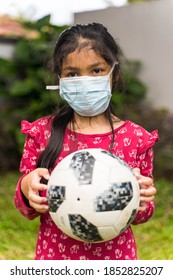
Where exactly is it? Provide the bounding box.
[63,66,79,71]
[63,62,107,71]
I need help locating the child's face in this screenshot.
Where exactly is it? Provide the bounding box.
[61,46,112,81]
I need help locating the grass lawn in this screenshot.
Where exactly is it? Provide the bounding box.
[134,178,173,260]
[0,172,38,260]
[0,172,173,260]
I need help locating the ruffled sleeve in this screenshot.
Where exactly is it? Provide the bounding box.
[132,129,159,225]
[19,117,51,174]
[19,120,42,174]
[21,120,41,137]
[14,117,51,220]
[136,129,159,178]
[137,130,159,155]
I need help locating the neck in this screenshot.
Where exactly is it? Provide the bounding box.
[68,113,122,134]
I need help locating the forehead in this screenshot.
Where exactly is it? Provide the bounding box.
[62,46,108,69]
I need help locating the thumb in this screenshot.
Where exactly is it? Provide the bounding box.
[132,167,141,178]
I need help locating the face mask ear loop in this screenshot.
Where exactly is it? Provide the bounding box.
[46,85,59,90]
[109,61,119,75]
[46,75,60,90]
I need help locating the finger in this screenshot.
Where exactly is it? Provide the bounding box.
[140,186,157,196]
[30,182,48,192]
[30,168,50,186]
[28,192,49,213]
[29,201,49,213]
[37,168,50,181]
[28,191,48,204]
[138,178,154,189]
[140,194,155,203]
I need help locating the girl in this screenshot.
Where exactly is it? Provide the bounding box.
[14,23,158,260]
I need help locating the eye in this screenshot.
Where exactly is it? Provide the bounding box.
[67,72,78,77]
[92,68,102,75]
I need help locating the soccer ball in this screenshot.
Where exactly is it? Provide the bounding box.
[47,148,140,243]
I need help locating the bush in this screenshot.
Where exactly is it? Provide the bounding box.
[126,104,173,180]
[0,15,67,170]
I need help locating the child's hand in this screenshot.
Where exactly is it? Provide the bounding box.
[21,168,50,214]
[132,168,157,212]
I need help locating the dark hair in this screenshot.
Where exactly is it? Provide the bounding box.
[37,23,124,169]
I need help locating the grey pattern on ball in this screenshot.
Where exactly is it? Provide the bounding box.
[95,181,133,212]
[47,185,65,212]
[69,214,103,242]
[69,151,95,185]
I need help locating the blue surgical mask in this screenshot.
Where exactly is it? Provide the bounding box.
[46,63,117,117]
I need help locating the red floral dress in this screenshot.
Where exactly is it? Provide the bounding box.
[14,116,158,260]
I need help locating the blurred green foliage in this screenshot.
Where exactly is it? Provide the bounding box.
[111,60,147,117]
[0,15,173,180]
[0,15,66,169]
